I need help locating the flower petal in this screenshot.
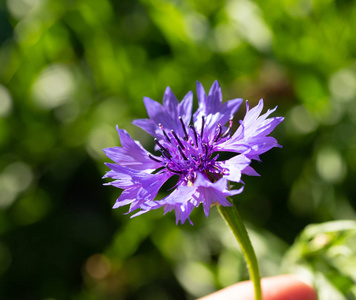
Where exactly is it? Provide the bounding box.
[194,81,243,138]
[217,99,283,158]
[192,175,238,217]
[103,127,161,172]
[143,97,166,125]
[104,164,171,213]
[178,91,193,126]
[160,183,198,224]
[132,118,157,137]
[133,90,193,140]
[218,155,251,183]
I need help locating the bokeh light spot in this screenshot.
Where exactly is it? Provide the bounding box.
[85,254,111,280]
[87,125,117,159]
[176,261,215,297]
[226,0,272,51]
[32,64,75,109]
[184,13,209,41]
[213,23,241,53]
[0,85,12,117]
[0,162,33,209]
[6,0,40,19]
[329,69,356,103]
[288,105,318,134]
[316,147,346,183]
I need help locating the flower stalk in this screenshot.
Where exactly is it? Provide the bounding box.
[218,203,262,300]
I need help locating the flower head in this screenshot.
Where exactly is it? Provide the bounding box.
[103,81,284,224]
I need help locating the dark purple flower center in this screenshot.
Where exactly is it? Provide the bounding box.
[149,116,233,186]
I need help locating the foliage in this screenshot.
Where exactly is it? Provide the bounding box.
[283,221,356,300]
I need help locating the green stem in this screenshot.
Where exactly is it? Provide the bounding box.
[217,203,262,300]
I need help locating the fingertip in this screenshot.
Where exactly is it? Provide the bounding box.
[198,274,317,300]
[262,275,318,300]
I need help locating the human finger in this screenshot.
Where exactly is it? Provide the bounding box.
[198,274,317,300]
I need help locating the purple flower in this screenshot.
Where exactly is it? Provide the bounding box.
[103,81,284,224]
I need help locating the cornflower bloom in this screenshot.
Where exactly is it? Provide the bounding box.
[103,81,283,224]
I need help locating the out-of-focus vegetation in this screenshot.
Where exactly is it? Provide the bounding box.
[283,220,356,299]
[0,0,355,299]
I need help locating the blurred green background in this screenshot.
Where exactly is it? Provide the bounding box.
[0,0,356,299]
